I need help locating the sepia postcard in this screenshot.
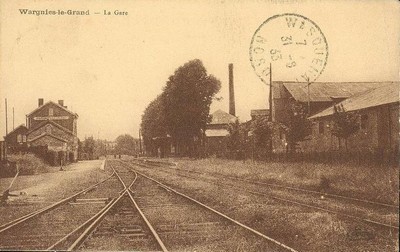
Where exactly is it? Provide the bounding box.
[0,0,399,251]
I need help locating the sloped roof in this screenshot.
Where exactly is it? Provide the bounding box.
[309,82,400,119]
[5,124,28,136]
[28,120,74,136]
[27,101,78,118]
[205,128,230,137]
[282,82,392,103]
[28,133,68,143]
[209,109,237,125]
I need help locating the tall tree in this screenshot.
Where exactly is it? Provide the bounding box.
[227,119,242,152]
[141,59,221,157]
[331,104,359,151]
[162,59,221,156]
[115,134,138,155]
[251,116,273,150]
[141,95,168,155]
[82,136,96,159]
[286,100,312,153]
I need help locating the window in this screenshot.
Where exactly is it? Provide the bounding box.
[22,135,27,142]
[319,122,325,134]
[361,114,368,129]
[49,108,54,116]
[17,134,22,143]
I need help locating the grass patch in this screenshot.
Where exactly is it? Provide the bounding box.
[173,158,399,205]
[131,161,398,252]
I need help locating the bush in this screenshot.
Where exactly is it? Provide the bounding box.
[46,151,59,166]
[0,161,17,178]
[7,154,51,175]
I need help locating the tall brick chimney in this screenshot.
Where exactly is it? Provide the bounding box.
[38,98,44,107]
[228,63,236,116]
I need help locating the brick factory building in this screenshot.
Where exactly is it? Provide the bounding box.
[307,82,399,154]
[271,81,399,155]
[271,81,381,124]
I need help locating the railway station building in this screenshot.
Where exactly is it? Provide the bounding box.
[25,99,79,164]
[3,125,29,153]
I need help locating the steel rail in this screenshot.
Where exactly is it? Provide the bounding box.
[0,170,116,234]
[127,190,168,252]
[135,163,399,230]
[65,162,167,252]
[122,162,299,252]
[47,164,128,250]
[67,188,127,251]
[46,197,116,250]
[112,164,128,193]
[123,163,168,251]
[124,164,168,252]
[136,159,399,209]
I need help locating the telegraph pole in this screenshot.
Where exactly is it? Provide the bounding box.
[139,129,142,156]
[5,99,8,135]
[269,63,273,122]
[12,107,15,130]
[268,63,273,158]
[307,80,311,115]
[260,64,274,157]
[4,99,8,161]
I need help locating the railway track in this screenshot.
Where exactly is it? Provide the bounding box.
[138,158,398,209]
[3,158,394,251]
[47,160,297,251]
[126,159,399,231]
[56,160,297,251]
[0,163,122,250]
[121,160,298,252]
[51,161,167,251]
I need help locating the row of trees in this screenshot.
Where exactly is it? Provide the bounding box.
[141,59,221,157]
[140,60,360,158]
[79,134,139,159]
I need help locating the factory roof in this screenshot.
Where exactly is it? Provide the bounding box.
[279,81,393,103]
[309,82,400,119]
[209,109,237,125]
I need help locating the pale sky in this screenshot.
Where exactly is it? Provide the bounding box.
[1,0,399,141]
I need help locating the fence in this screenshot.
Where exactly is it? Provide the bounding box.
[225,149,399,166]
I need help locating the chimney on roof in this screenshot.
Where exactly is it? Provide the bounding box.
[58,100,64,107]
[38,98,44,107]
[228,63,236,116]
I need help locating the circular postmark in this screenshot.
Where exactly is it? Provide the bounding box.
[250,13,328,83]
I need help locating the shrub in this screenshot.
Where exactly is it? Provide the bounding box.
[0,161,17,178]
[7,154,51,175]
